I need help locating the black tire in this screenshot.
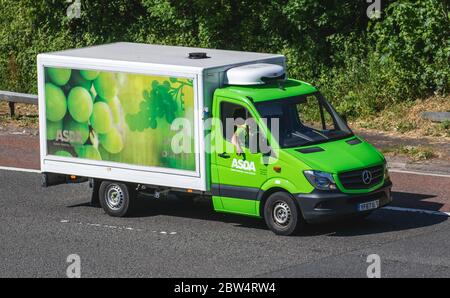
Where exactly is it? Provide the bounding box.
[264,192,304,236]
[99,181,136,217]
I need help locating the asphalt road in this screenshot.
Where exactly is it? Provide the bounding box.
[0,169,449,278]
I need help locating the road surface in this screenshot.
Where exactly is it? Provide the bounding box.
[0,132,449,277]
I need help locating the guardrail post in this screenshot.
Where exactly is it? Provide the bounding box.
[0,90,38,118]
[8,102,15,117]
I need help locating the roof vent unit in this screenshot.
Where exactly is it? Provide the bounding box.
[188,52,209,59]
[226,63,285,85]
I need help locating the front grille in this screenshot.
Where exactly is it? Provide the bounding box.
[338,165,383,190]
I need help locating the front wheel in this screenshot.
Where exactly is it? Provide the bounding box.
[263,192,304,236]
[99,181,136,217]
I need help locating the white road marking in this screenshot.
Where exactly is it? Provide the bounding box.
[87,223,101,227]
[60,219,142,232]
[382,206,450,217]
[59,219,177,234]
[389,169,450,178]
[0,166,40,173]
[2,164,448,220]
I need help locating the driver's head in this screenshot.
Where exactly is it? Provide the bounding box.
[233,108,246,126]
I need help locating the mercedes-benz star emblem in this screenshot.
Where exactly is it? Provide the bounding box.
[362,170,372,185]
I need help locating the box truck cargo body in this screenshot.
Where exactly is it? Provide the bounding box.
[38,42,285,191]
[38,42,392,235]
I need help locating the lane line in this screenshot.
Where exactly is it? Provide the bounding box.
[59,219,178,234]
[60,219,143,232]
[382,206,450,217]
[389,169,450,178]
[0,165,40,173]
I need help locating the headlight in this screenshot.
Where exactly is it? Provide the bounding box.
[304,170,337,191]
[384,163,390,181]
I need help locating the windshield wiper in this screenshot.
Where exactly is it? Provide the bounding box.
[291,131,314,142]
[285,132,354,148]
[310,128,329,139]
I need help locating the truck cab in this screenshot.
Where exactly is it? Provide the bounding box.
[210,65,392,235]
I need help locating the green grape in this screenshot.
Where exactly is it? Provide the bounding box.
[54,150,72,157]
[165,111,175,123]
[80,70,99,81]
[126,107,151,131]
[76,145,102,160]
[93,72,117,99]
[69,70,92,90]
[99,128,123,154]
[47,67,72,86]
[162,80,170,89]
[68,86,93,123]
[90,102,113,134]
[150,118,157,129]
[96,96,121,124]
[64,116,89,145]
[46,119,63,141]
[45,83,67,122]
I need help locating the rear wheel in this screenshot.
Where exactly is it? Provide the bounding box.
[264,192,304,236]
[99,181,135,217]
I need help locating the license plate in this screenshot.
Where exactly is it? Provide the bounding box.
[358,200,380,212]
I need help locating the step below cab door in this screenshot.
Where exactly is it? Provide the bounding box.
[211,96,268,217]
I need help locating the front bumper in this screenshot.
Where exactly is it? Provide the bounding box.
[295,181,393,224]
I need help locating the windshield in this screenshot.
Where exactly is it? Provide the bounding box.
[255,92,353,148]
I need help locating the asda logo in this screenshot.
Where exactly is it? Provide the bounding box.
[231,158,256,173]
[55,130,84,144]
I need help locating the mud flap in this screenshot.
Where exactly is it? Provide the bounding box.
[89,178,101,207]
[41,172,88,187]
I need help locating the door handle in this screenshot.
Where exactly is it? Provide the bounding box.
[218,152,230,159]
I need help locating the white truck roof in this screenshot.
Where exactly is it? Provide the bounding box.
[42,42,284,72]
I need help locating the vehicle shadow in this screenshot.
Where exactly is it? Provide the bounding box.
[300,190,447,237]
[391,191,443,211]
[68,191,448,236]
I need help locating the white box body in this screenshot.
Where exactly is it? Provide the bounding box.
[38,42,285,191]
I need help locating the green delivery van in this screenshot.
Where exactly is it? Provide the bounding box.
[38,42,392,235]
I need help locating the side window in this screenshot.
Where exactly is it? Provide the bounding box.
[220,101,269,154]
[220,102,251,144]
[298,95,336,131]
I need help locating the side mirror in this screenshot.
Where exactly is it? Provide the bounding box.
[341,114,348,124]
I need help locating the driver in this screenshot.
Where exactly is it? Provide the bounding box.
[231,108,248,155]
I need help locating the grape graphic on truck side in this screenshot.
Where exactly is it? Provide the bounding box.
[44,67,196,171]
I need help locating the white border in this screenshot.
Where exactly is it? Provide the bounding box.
[38,54,207,191]
[0,166,41,174]
[389,169,450,178]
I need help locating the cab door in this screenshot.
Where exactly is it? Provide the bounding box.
[211,97,268,216]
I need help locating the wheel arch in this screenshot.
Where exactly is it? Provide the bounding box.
[258,178,302,218]
[259,187,288,217]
